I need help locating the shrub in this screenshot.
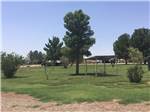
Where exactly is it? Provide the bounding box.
[127,65,144,83]
[1,52,23,78]
[128,47,143,64]
[60,56,69,68]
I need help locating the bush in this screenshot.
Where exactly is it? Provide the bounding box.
[60,56,69,68]
[1,52,23,78]
[127,65,144,83]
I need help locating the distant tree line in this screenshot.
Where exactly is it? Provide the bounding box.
[27,50,45,64]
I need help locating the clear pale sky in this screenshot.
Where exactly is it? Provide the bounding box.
[2,1,149,57]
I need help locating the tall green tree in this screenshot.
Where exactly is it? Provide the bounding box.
[113,33,130,64]
[44,36,63,65]
[63,9,95,74]
[130,28,150,64]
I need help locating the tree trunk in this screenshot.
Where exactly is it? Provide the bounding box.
[125,59,128,65]
[76,59,79,75]
[75,51,80,75]
[144,60,147,65]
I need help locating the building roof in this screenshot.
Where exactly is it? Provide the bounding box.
[84,55,116,60]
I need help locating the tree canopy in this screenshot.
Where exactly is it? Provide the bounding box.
[130,28,150,59]
[113,33,130,64]
[63,9,95,74]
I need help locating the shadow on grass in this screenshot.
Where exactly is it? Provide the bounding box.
[1,76,29,79]
[70,72,119,77]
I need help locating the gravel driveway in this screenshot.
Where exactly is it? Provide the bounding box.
[1,92,150,112]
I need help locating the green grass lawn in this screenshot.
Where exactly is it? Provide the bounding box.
[1,64,150,104]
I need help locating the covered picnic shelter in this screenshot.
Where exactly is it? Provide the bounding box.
[84,55,117,76]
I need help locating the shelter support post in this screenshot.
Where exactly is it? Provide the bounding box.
[95,58,98,76]
[104,60,106,75]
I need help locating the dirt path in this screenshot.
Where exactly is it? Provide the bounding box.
[1,92,150,112]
